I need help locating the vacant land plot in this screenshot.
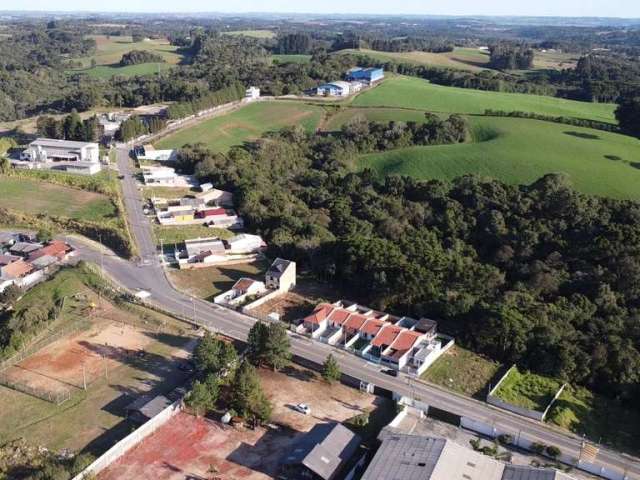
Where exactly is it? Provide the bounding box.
[167,261,266,301]
[153,224,234,246]
[272,54,312,64]
[360,115,640,199]
[0,279,196,454]
[353,76,617,123]
[156,101,325,152]
[99,364,377,480]
[493,367,563,412]
[421,346,502,399]
[547,385,640,455]
[248,291,318,323]
[70,35,183,79]
[143,186,198,200]
[0,176,116,220]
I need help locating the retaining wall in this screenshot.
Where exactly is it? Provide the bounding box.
[72,399,183,480]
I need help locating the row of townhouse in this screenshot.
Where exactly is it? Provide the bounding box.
[0,232,73,294]
[173,234,266,268]
[301,301,453,375]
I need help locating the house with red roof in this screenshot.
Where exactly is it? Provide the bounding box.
[300,300,455,375]
[28,240,72,262]
[213,277,266,307]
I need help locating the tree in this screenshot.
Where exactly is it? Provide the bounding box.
[0,284,22,306]
[247,321,269,366]
[0,157,10,174]
[193,332,238,378]
[230,360,272,425]
[264,322,291,371]
[322,354,341,384]
[545,445,561,459]
[63,110,83,140]
[615,97,640,138]
[37,228,53,243]
[187,375,219,417]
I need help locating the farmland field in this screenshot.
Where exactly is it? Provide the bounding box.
[156,101,325,152]
[69,35,184,79]
[353,76,617,123]
[358,115,640,199]
[223,30,276,39]
[0,176,117,220]
[272,53,312,64]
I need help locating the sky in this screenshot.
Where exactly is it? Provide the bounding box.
[10,0,640,18]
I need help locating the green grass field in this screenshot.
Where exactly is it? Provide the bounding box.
[359,115,640,199]
[69,35,183,79]
[223,30,276,39]
[420,346,502,399]
[156,101,325,152]
[0,176,117,220]
[272,54,312,64]
[354,76,616,123]
[493,367,563,411]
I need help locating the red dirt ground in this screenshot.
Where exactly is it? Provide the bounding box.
[99,412,296,480]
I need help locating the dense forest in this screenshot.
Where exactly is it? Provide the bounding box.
[489,44,535,70]
[173,124,640,407]
[119,49,165,66]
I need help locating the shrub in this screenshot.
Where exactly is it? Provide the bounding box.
[531,442,546,454]
[546,445,562,459]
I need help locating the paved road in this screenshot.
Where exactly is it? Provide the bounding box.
[68,146,638,479]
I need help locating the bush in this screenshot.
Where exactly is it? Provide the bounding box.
[546,445,562,459]
[497,433,514,445]
[531,442,546,454]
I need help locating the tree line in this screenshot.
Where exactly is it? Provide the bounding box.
[36,110,99,142]
[119,49,165,66]
[174,125,640,408]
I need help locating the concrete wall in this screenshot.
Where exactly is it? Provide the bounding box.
[72,400,183,480]
[241,289,283,314]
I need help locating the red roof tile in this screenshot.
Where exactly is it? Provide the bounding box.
[327,308,350,325]
[2,259,34,278]
[29,241,70,261]
[343,313,368,331]
[371,325,403,348]
[390,330,424,352]
[233,278,257,292]
[359,318,385,337]
[303,303,334,325]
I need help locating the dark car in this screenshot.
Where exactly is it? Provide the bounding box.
[382,368,399,377]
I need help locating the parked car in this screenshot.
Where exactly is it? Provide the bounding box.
[293,403,311,415]
[382,368,398,377]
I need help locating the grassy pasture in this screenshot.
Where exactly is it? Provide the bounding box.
[156,101,324,152]
[0,176,117,221]
[358,115,640,200]
[70,35,183,79]
[223,30,276,39]
[272,54,312,64]
[338,47,491,72]
[353,76,617,123]
[493,367,563,412]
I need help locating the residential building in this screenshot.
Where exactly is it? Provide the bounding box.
[20,138,100,164]
[173,237,227,267]
[361,432,574,480]
[316,81,351,97]
[265,258,296,291]
[300,301,453,375]
[136,145,178,162]
[213,277,267,306]
[280,423,361,480]
[245,86,261,100]
[225,233,266,254]
[9,242,43,258]
[141,166,198,187]
[196,188,234,207]
[28,240,72,261]
[0,232,18,251]
[346,67,384,83]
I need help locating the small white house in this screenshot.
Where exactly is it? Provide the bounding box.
[245,86,261,100]
[214,278,266,306]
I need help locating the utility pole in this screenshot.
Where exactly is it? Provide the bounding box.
[82,362,87,391]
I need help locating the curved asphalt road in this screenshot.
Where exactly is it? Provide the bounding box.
[65,146,638,479]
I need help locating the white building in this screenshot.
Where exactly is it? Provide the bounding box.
[196,188,234,207]
[21,138,100,164]
[214,278,267,306]
[141,166,198,187]
[225,234,265,254]
[316,81,351,97]
[245,86,261,100]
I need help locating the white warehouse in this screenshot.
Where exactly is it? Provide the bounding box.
[21,138,100,164]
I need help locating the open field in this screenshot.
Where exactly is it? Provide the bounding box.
[223,30,276,39]
[547,386,640,455]
[493,367,563,412]
[338,47,491,72]
[420,346,502,399]
[156,101,325,152]
[247,291,318,323]
[272,53,312,64]
[142,186,199,200]
[99,364,377,480]
[355,114,640,199]
[0,270,197,454]
[153,224,234,245]
[0,176,117,220]
[353,76,617,123]
[167,261,266,301]
[69,35,183,78]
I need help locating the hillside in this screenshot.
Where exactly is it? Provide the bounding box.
[353,76,617,124]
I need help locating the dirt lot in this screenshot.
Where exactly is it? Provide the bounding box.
[247,291,317,324]
[99,365,378,480]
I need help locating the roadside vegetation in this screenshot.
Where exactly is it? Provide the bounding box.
[492,367,563,412]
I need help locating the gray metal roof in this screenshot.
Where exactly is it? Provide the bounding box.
[282,423,360,480]
[31,138,98,149]
[503,466,567,480]
[267,258,293,277]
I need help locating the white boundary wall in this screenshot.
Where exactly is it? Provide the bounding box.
[72,399,183,480]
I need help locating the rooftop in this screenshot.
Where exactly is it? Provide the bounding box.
[30,138,98,149]
[267,258,294,277]
[1,259,34,279]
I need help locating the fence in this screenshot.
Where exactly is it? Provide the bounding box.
[0,371,72,405]
[72,398,183,480]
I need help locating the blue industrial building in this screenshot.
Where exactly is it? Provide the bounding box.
[346,67,384,83]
